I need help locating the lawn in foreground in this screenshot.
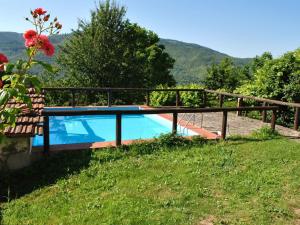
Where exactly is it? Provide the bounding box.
[1,135,300,225]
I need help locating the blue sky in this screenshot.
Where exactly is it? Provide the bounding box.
[0,0,299,58]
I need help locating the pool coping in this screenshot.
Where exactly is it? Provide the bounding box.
[32,105,219,152]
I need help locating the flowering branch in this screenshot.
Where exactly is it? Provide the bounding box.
[0,8,62,140]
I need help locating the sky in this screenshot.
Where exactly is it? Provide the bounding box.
[0,0,299,58]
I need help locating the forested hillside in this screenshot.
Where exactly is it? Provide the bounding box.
[0,32,251,84]
[161,39,251,83]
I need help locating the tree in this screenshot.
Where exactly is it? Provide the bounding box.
[237,50,300,126]
[238,50,300,102]
[57,0,175,89]
[204,58,248,92]
[251,52,273,72]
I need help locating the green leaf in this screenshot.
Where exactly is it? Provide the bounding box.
[32,60,57,73]
[1,75,12,81]
[0,90,10,106]
[5,63,15,74]
[26,48,35,58]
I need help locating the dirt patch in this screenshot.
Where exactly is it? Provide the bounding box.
[294,208,300,216]
[197,216,215,225]
[293,209,300,225]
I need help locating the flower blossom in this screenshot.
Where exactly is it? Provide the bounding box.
[0,53,8,88]
[23,30,37,40]
[0,53,8,63]
[33,8,47,16]
[42,42,55,56]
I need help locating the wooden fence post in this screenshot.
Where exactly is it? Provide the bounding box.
[219,94,224,108]
[176,91,180,107]
[198,90,203,107]
[294,107,299,130]
[172,112,178,134]
[237,98,243,116]
[221,111,228,139]
[71,90,75,107]
[271,110,277,131]
[262,102,268,122]
[107,90,112,107]
[203,91,207,107]
[43,116,50,154]
[116,113,122,146]
[146,90,150,106]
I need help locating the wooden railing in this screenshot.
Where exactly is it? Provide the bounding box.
[42,106,279,153]
[204,89,300,130]
[43,87,203,107]
[42,87,300,130]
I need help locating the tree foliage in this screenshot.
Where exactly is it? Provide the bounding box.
[204,58,250,92]
[150,84,204,107]
[237,50,300,103]
[58,0,175,89]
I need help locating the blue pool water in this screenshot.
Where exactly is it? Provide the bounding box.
[33,106,197,146]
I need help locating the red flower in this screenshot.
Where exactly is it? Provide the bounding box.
[38,35,50,45]
[23,30,37,40]
[24,31,55,56]
[25,34,49,49]
[0,53,8,63]
[0,64,4,73]
[34,8,47,16]
[42,42,55,56]
[0,79,3,89]
[25,38,36,48]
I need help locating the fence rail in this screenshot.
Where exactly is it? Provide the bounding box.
[42,87,300,130]
[42,106,279,153]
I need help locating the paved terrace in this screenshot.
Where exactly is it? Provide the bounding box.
[179,112,300,142]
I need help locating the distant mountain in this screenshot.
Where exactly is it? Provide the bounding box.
[0,32,251,84]
[160,39,251,84]
[0,32,65,64]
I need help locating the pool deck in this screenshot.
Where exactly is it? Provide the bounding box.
[33,105,219,152]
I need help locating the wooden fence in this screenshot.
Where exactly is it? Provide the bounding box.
[42,106,279,153]
[43,87,300,130]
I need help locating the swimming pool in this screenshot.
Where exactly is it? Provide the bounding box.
[33,106,198,146]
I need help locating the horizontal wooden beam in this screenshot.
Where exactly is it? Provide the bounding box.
[204,89,300,108]
[42,87,300,108]
[42,106,279,117]
[42,87,204,92]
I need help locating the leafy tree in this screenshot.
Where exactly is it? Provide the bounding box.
[58,0,175,89]
[238,50,300,102]
[251,52,273,72]
[204,58,248,92]
[237,50,300,126]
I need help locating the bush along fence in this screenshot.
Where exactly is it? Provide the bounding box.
[42,87,300,131]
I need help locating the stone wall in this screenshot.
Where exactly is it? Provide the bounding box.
[0,137,42,172]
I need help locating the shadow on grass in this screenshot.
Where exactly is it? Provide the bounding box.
[0,150,92,203]
[0,129,281,205]
[224,135,282,148]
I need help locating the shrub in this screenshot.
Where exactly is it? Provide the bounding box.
[236,50,300,127]
[251,126,279,139]
[103,133,209,159]
[150,84,204,107]
[178,84,204,107]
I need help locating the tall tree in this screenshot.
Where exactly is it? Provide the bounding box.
[57,0,175,88]
[204,58,247,92]
[239,50,300,102]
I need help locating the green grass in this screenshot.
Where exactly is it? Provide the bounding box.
[1,134,300,225]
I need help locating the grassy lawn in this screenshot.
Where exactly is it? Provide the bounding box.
[1,134,300,225]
